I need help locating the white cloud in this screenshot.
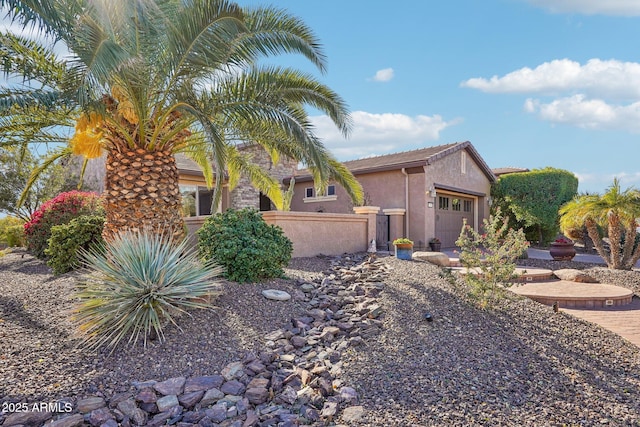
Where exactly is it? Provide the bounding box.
[311,111,461,159]
[369,68,394,82]
[525,0,640,16]
[524,95,640,132]
[462,59,640,100]
[575,171,640,193]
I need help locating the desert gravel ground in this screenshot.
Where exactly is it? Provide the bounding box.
[2,248,640,426]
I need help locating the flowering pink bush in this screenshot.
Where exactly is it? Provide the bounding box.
[24,191,103,259]
[553,235,574,245]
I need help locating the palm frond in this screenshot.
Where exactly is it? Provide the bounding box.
[18,145,73,206]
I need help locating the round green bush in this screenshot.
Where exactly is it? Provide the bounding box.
[24,191,103,259]
[0,217,24,247]
[46,215,105,275]
[197,208,293,283]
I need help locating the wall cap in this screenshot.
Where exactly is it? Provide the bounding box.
[382,208,406,215]
[352,206,381,214]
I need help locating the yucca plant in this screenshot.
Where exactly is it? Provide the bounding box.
[72,230,223,351]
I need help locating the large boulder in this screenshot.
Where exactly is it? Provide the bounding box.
[412,251,450,266]
[553,268,598,283]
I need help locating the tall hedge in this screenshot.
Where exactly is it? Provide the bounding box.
[491,167,578,244]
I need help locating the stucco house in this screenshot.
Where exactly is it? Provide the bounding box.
[285,141,496,249]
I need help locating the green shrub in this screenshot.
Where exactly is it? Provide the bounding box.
[46,215,105,275]
[0,216,24,247]
[24,191,103,259]
[4,225,25,247]
[456,208,530,308]
[198,208,293,283]
[73,230,222,351]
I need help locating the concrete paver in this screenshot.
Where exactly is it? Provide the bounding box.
[562,298,640,347]
[443,246,640,347]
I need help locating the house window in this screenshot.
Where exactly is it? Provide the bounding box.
[179,184,217,216]
[305,187,314,198]
[461,151,467,174]
[180,184,197,217]
[327,185,336,196]
[438,196,449,210]
[464,200,472,212]
[452,198,461,211]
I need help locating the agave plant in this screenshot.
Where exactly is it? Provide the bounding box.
[72,230,223,351]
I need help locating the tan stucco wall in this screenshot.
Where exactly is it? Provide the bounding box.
[289,170,407,214]
[183,211,371,258]
[261,211,369,257]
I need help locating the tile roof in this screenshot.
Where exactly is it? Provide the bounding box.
[492,167,530,177]
[175,153,203,175]
[292,141,496,183]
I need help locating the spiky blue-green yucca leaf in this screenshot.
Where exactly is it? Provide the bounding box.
[73,230,223,352]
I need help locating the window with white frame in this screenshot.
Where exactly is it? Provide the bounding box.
[303,184,338,203]
[305,187,314,198]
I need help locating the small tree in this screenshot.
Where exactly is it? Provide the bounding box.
[559,179,640,270]
[491,168,578,244]
[0,147,67,221]
[456,208,529,308]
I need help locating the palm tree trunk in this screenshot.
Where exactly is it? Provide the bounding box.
[608,214,622,269]
[621,219,637,269]
[585,219,611,268]
[102,148,184,242]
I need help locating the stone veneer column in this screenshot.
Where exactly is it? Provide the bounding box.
[383,208,406,243]
[353,206,380,247]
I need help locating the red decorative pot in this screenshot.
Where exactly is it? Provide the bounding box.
[549,243,576,261]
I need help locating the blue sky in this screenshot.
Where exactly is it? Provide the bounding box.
[236,0,640,194]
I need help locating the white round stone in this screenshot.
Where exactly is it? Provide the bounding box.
[261,289,291,301]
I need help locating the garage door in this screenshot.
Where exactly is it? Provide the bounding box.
[435,195,474,247]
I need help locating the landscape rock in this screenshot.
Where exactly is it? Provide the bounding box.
[75,397,105,413]
[155,394,179,412]
[184,375,224,392]
[153,377,186,396]
[221,362,245,381]
[341,405,365,423]
[220,380,245,395]
[245,387,269,404]
[200,388,225,406]
[412,251,450,266]
[48,413,85,427]
[88,407,114,426]
[261,289,291,301]
[2,410,52,426]
[553,268,599,283]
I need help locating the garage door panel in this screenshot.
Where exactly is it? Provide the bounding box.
[435,195,474,247]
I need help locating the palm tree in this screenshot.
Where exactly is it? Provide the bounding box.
[559,178,640,270]
[0,0,363,241]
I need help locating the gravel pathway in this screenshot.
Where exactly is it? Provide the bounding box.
[2,249,640,426]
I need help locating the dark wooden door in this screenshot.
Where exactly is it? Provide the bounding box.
[376,214,390,250]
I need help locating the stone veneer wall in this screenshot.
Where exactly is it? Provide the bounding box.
[229,144,298,210]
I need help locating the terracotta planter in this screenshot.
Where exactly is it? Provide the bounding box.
[549,243,576,261]
[394,243,413,260]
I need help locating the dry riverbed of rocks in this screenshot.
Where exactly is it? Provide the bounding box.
[3,249,640,426]
[1,251,386,427]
